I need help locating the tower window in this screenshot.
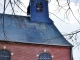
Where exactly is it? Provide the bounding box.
[39,52,52,60]
[0,49,11,60]
[36,2,43,12]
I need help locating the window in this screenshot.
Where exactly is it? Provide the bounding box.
[0,49,11,60]
[36,2,43,12]
[39,52,52,60]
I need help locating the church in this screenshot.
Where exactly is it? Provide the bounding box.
[0,0,73,60]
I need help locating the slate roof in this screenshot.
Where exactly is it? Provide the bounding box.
[0,14,72,46]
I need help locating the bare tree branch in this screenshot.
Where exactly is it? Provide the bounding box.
[2,0,7,40]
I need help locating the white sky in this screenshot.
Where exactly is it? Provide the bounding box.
[0,0,80,60]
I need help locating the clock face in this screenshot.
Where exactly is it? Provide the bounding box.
[36,2,43,12]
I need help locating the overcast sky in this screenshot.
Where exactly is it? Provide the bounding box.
[49,0,80,60]
[0,0,80,60]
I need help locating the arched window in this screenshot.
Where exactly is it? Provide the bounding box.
[39,52,52,60]
[0,49,11,60]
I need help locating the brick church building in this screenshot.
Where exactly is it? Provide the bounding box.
[0,0,73,60]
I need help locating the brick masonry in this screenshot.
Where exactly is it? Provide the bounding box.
[0,41,71,60]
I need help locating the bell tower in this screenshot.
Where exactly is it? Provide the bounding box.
[30,0,53,23]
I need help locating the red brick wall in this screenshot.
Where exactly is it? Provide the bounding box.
[0,41,71,60]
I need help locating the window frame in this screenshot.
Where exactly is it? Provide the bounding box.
[39,52,52,60]
[0,49,11,60]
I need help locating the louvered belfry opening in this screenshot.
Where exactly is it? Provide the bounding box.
[36,2,43,12]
